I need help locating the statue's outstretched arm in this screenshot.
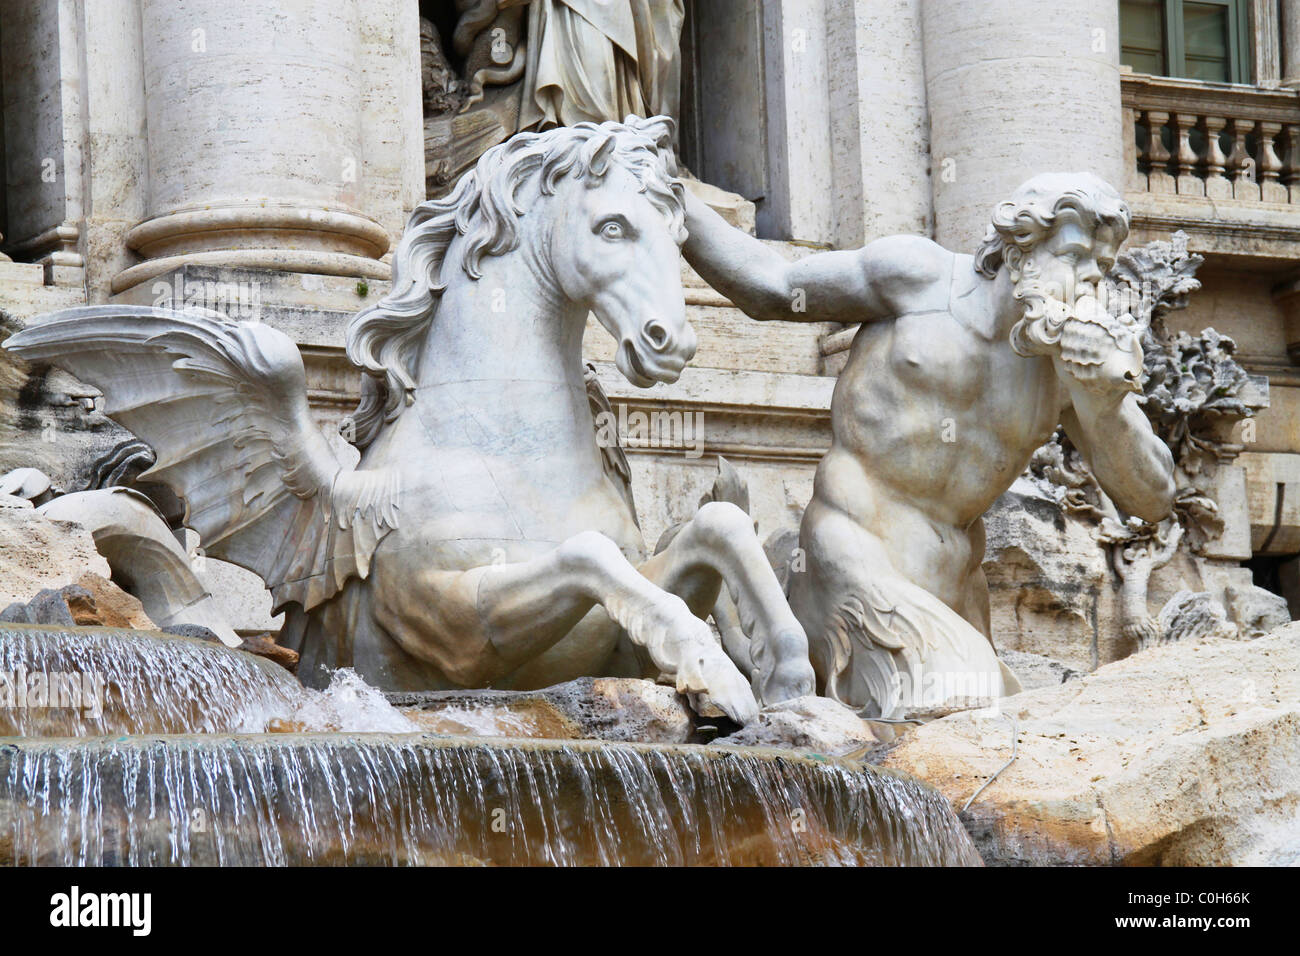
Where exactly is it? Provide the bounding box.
[682,189,947,323]
[1061,395,1175,524]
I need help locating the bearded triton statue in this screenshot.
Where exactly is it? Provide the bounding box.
[4,118,815,725]
[681,173,1177,717]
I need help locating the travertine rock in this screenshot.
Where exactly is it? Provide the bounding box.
[2,574,157,631]
[997,649,1082,691]
[390,677,696,744]
[1226,583,1292,639]
[982,486,1112,672]
[0,588,75,627]
[878,625,1300,865]
[64,573,156,630]
[0,505,111,607]
[717,695,880,756]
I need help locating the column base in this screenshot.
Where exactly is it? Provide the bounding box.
[114,202,392,294]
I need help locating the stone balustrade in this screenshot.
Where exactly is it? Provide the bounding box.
[1124,72,1300,204]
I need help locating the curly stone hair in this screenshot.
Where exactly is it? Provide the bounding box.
[974,172,1131,280]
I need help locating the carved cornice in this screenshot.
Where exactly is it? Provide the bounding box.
[1121,73,1300,124]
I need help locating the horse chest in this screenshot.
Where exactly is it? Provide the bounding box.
[393,450,641,561]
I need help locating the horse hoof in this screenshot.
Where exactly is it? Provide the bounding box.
[756,659,817,706]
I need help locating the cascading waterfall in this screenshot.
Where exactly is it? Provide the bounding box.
[0,736,981,866]
[0,624,415,735]
[0,623,983,866]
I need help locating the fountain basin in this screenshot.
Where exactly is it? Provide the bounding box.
[0,734,982,866]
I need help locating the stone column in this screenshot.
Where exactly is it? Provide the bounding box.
[922,0,1125,250]
[759,0,834,243]
[114,0,389,293]
[1283,0,1300,88]
[826,0,931,248]
[356,0,426,255]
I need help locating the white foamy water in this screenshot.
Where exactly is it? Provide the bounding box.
[0,624,414,736]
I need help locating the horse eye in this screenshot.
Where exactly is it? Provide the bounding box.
[599,220,625,240]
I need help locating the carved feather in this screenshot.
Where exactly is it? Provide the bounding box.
[4,306,398,613]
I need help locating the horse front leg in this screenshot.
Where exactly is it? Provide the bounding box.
[376,529,759,724]
[638,501,816,706]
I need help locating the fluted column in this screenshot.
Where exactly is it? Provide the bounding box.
[114,0,389,292]
[922,0,1125,250]
[1284,0,1300,88]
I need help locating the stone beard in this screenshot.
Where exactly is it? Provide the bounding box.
[1009,261,1144,395]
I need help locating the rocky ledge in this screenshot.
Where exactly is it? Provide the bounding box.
[875,624,1300,865]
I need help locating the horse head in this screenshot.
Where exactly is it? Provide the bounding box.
[536,120,696,387]
[345,116,694,445]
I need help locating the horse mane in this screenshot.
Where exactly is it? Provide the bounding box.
[344,115,685,448]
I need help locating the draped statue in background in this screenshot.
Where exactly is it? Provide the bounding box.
[425,0,685,192]
[520,0,684,128]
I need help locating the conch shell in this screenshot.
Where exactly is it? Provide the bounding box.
[1057,295,1144,392]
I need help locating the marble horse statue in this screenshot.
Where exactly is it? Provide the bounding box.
[5,116,814,724]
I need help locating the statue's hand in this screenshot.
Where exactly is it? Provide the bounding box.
[1051,296,1144,398]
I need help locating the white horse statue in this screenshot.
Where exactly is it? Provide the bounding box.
[5,117,814,724]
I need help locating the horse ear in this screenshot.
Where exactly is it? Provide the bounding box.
[587,132,617,176]
[636,115,675,151]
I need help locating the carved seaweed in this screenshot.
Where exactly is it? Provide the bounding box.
[1030,232,1260,555]
[1106,230,1203,337]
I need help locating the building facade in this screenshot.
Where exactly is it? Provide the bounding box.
[2,0,1297,656]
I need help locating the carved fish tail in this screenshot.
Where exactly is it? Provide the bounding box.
[819,576,990,718]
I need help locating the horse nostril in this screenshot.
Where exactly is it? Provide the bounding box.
[644,320,670,352]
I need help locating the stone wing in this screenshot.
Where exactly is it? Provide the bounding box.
[4,306,397,614]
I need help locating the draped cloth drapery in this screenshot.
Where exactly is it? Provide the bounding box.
[519,0,685,129]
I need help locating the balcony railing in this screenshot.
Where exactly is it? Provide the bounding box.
[1123,72,1300,204]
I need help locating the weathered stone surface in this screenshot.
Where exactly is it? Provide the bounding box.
[1157,590,1237,644]
[982,486,1112,672]
[877,625,1300,865]
[67,572,156,630]
[1226,582,1292,639]
[1,588,75,627]
[390,677,696,744]
[717,695,879,756]
[0,505,111,607]
[997,649,1082,692]
[2,574,157,632]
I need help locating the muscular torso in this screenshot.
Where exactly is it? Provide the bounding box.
[813,253,1065,601]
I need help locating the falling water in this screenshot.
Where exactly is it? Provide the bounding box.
[0,735,981,866]
[0,623,983,866]
[0,623,415,735]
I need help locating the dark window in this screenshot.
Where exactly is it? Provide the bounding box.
[1121,0,1251,83]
